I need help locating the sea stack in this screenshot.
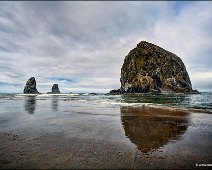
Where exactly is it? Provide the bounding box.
[111,41,197,94]
[51,84,61,94]
[23,77,40,94]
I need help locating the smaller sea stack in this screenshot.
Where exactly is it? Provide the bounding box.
[23,77,40,94]
[51,84,61,94]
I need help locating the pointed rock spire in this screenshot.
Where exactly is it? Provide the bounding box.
[23,77,40,94]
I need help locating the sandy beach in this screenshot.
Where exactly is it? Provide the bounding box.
[0,95,211,169]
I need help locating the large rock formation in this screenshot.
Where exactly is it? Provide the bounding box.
[51,84,61,94]
[112,41,197,94]
[23,77,40,94]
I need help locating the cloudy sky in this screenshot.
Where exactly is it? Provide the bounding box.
[0,1,211,93]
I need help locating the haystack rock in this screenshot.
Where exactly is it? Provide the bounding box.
[51,84,61,94]
[111,41,198,94]
[23,77,40,94]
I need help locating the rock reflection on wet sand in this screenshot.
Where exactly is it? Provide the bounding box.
[121,106,189,153]
[51,96,59,111]
[24,96,36,114]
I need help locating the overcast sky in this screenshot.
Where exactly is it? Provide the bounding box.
[0,1,211,93]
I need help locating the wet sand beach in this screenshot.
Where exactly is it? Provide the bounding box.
[0,95,212,169]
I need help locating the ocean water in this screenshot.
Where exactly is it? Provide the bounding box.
[0,93,211,169]
[1,92,211,111]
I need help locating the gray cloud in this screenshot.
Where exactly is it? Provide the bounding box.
[0,1,211,93]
